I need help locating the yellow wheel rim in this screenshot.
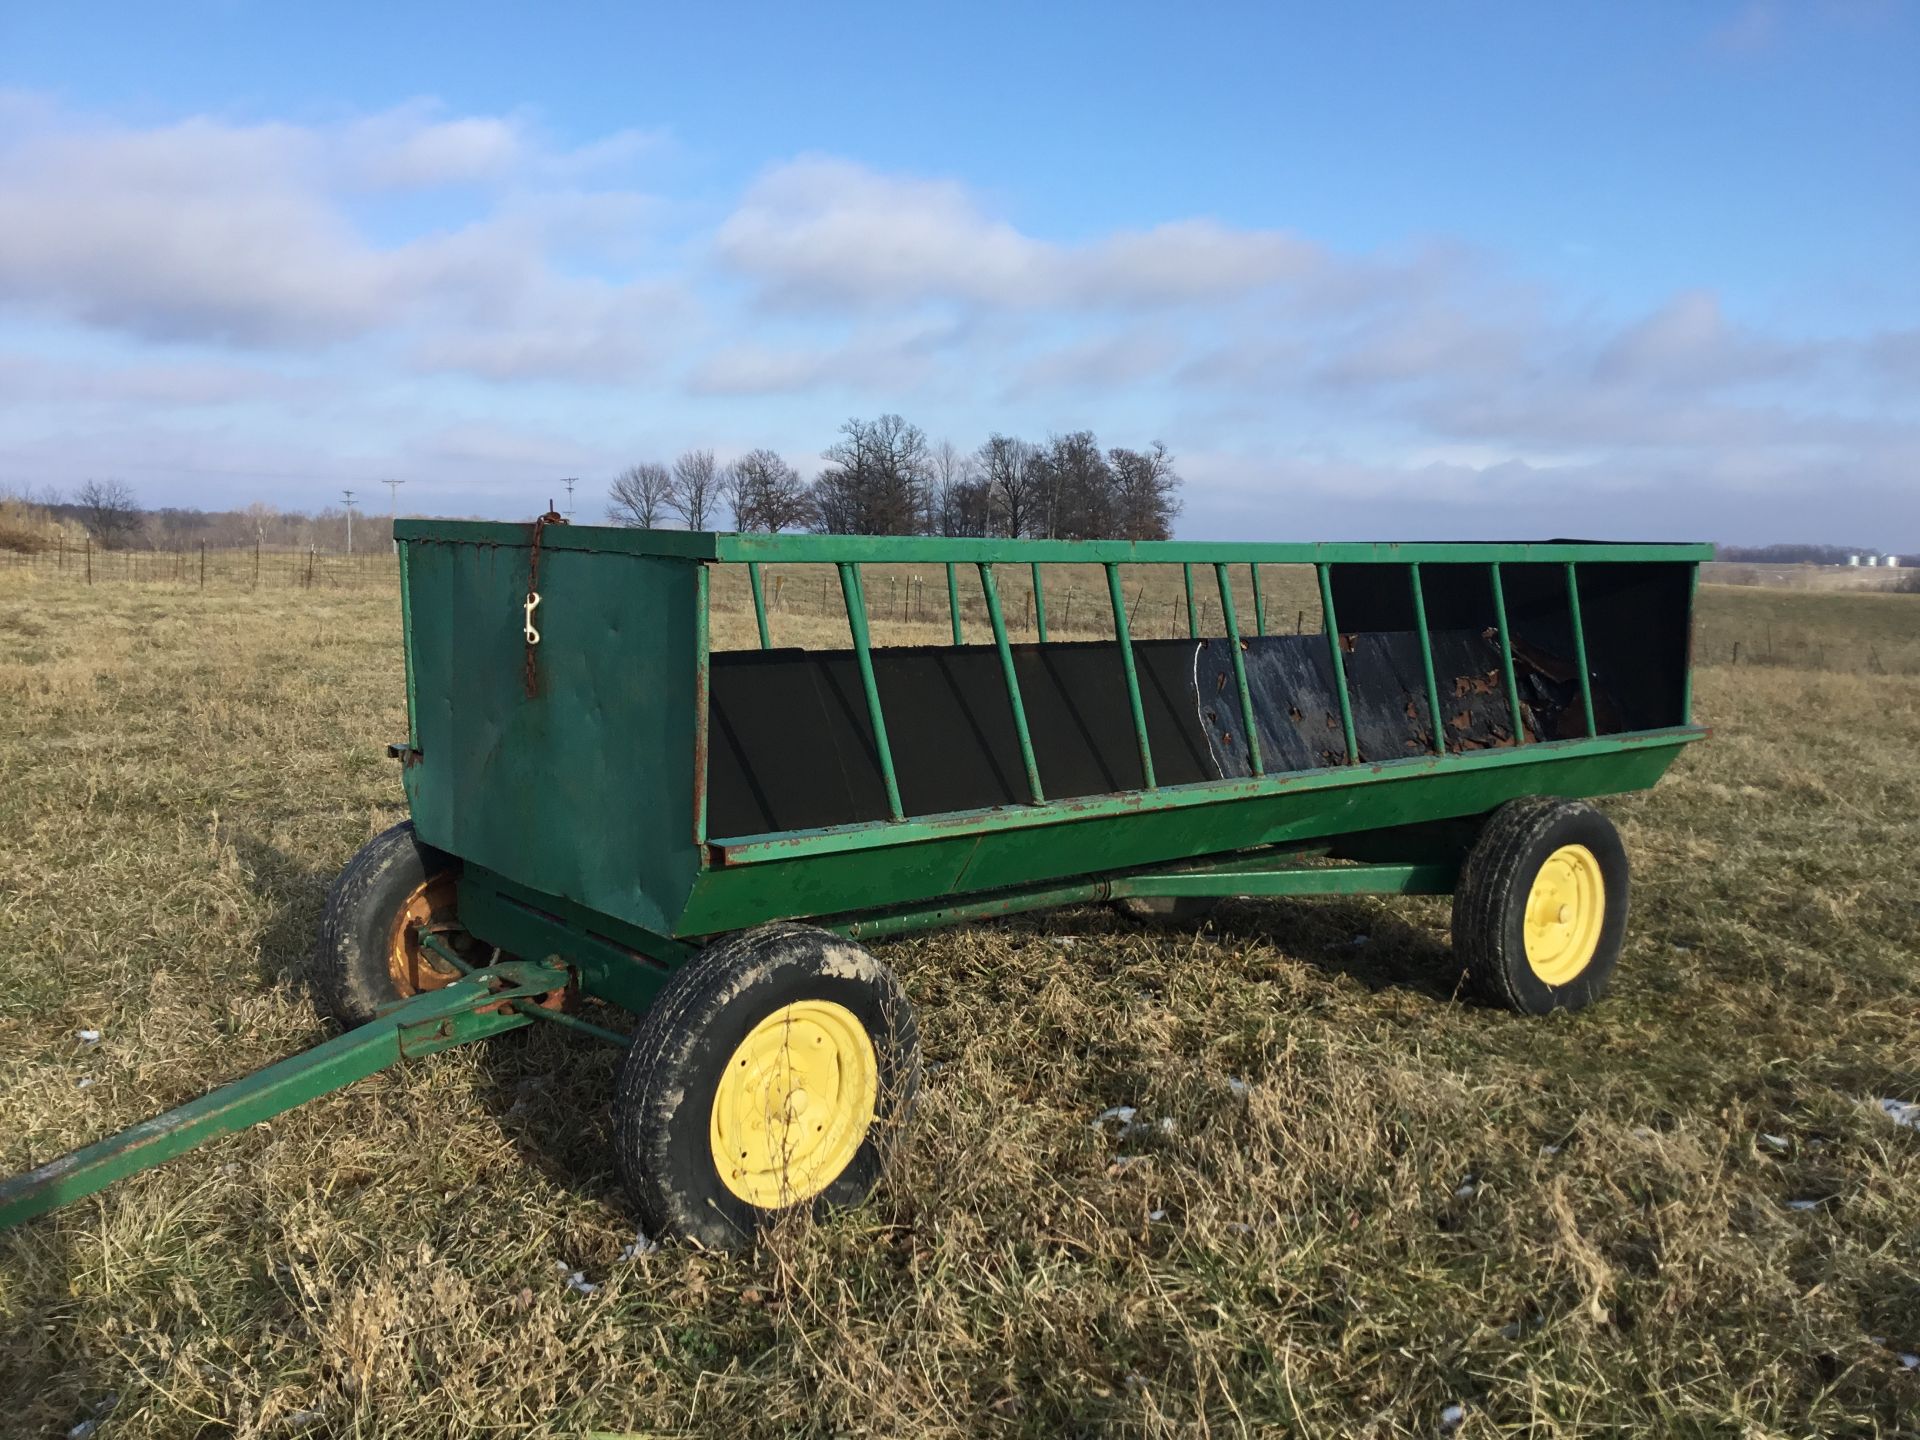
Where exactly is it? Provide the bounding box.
[1523,844,1606,985]
[710,1000,878,1209]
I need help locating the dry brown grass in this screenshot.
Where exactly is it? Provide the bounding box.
[1,568,1916,1437]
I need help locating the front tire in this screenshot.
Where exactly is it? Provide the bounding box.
[615,923,920,1250]
[1452,798,1629,1015]
[313,821,464,1028]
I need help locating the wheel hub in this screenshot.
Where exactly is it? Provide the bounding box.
[386,871,463,998]
[709,1000,878,1209]
[1523,844,1605,985]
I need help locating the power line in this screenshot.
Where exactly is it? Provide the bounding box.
[560,476,578,520]
[383,478,405,551]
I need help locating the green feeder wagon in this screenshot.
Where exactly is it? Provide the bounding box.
[0,523,1710,1247]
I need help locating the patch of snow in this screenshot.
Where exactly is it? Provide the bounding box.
[1148,1209,1166,1222]
[1898,1352,1919,1370]
[76,1029,101,1046]
[1454,1176,1479,1200]
[1227,1076,1250,1100]
[1759,1134,1790,1152]
[1093,1105,1138,1130]
[618,1231,658,1262]
[1877,1098,1919,1131]
[75,1076,94,1090]
[1440,1401,1466,1431]
[562,1269,598,1296]
[1786,1198,1823,1211]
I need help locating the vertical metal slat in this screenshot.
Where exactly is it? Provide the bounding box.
[397,539,419,748]
[978,563,1045,803]
[1183,561,1198,638]
[1215,563,1265,776]
[838,562,904,820]
[1565,561,1598,736]
[1316,563,1359,764]
[1250,563,1267,636]
[946,561,963,645]
[693,561,712,844]
[1031,560,1048,642]
[747,560,771,650]
[1489,562,1527,742]
[1106,563,1157,790]
[1681,561,1700,725]
[1409,563,1446,755]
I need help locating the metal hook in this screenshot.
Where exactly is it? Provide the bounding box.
[523,591,542,645]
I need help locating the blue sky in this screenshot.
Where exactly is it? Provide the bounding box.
[1,1,1914,543]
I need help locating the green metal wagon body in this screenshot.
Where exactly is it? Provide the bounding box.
[1,524,1710,1235]
[395,524,1705,1011]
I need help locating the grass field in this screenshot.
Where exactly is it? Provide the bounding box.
[1,571,1916,1438]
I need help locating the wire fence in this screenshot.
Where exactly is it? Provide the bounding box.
[1,539,401,591]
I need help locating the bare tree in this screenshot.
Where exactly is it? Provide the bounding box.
[930,439,990,536]
[812,415,933,535]
[76,479,144,549]
[975,434,1039,538]
[668,449,718,530]
[608,462,674,528]
[1033,430,1115,539]
[1107,441,1182,540]
[724,450,815,532]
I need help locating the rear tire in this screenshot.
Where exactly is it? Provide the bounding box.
[615,923,920,1250]
[313,821,464,1028]
[1452,798,1629,1015]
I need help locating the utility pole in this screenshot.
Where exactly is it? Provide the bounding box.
[342,489,357,556]
[560,476,578,520]
[383,478,405,551]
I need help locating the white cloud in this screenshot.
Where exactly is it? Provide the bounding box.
[0,99,684,372]
[715,155,1321,311]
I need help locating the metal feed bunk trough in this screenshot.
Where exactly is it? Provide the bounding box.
[1,524,1709,1247]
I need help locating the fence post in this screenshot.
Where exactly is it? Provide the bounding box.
[85,537,92,585]
[199,542,206,589]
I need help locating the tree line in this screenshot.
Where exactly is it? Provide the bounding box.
[0,480,374,554]
[607,416,1183,540]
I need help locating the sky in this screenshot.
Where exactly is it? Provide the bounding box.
[0,1,1915,545]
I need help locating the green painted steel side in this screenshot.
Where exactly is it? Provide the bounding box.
[1119,860,1455,898]
[401,537,702,937]
[395,520,1714,567]
[0,963,565,1230]
[671,731,1696,935]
